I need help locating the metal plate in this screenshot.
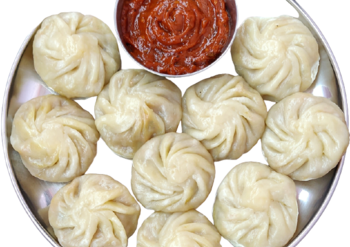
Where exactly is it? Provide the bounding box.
[1,0,347,246]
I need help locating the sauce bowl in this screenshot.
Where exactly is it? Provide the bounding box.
[114,0,238,77]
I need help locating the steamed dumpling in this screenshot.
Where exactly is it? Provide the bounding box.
[231,15,320,102]
[137,210,222,247]
[10,95,99,182]
[49,174,141,247]
[262,92,349,181]
[182,74,267,161]
[95,69,182,159]
[213,162,298,247]
[131,132,215,212]
[33,12,121,98]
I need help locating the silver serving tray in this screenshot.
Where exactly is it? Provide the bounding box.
[1,0,348,246]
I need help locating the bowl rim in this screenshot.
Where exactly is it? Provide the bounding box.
[113,0,239,78]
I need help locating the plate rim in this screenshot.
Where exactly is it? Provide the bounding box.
[286,0,348,245]
[1,27,60,247]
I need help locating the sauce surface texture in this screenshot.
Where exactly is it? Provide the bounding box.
[121,0,230,75]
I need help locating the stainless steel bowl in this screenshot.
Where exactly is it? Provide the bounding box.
[1,0,348,246]
[114,0,238,78]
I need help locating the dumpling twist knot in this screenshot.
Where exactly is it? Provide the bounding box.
[131,133,215,212]
[33,12,121,98]
[49,174,141,247]
[262,92,349,181]
[137,210,222,247]
[10,95,99,182]
[213,162,298,247]
[182,74,267,161]
[95,69,182,159]
[231,15,320,101]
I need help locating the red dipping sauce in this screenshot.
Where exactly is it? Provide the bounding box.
[120,0,230,75]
